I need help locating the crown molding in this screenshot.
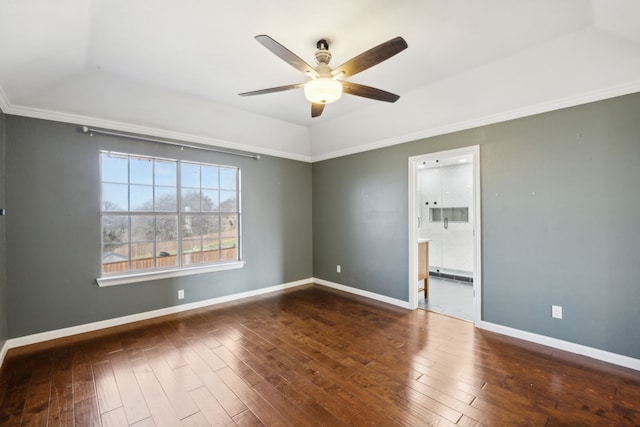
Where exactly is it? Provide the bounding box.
[2,103,313,163]
[3,81,638,164]
[0,86,10,113]
[310,80,640,162]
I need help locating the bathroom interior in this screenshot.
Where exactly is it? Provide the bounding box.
[417,153,474,321]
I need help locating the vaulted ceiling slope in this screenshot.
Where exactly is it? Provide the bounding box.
[1,1,639,162]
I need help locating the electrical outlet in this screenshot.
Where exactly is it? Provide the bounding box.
[552,305,562,319]
[178,289,185,300]
[337,265,341,273]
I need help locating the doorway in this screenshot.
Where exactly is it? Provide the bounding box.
[408,146,481,324]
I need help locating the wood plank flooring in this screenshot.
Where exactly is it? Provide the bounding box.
[1,284,639,426]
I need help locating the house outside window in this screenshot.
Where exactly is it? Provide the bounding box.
[100,151,241,279]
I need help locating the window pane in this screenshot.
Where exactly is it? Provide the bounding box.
[181,189,201,212]
[202,165,219,189]
[131,215,154,242]
[155,159,176,186]
[182,214,200,238]
[101,153,128,183]
[130,156,153,185]
[220,245,238,261]
[155,186,177,211]
[219,190,237,212]
[130,248,154,271]
[130,215,154,271]
[220,215,238,254]
[131,185,153,211]
[220,167,237,190]
[221,214,238,261]
[157,240,178,268]
[156,240,178,257]
[202,238,220,263]
[102,183,128,211]
[202,214,220,237]
[103,215,129,245]
[156,215,178,241]
[221,214,238,238]
[182,238,202,266]
[182,214,219,266]
[103,243,129,274]
[182,238,201,254]
[201,189,218,212]
[181,163,200,188]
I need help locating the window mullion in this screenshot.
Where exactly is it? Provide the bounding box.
[127,155,132,272]
[153,215,157,269]
[217,167,222,261]
[177,161,183,268]
[152,160,156,269]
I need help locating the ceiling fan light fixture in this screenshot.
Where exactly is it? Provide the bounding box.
[304,77,342,104]
[241,35,408,117]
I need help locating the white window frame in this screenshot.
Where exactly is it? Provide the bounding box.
[97,151,245,287]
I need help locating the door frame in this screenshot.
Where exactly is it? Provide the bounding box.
[408,145,482,325]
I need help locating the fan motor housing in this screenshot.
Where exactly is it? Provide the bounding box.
[315,39,332,65]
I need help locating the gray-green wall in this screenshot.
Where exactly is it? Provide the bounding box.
[313,93,640,359]
[5,116,313,338]
[4,93,640,361]
[0,107,7,349]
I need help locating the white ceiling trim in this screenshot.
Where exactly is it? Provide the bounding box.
[310,80,640,163]
[3,81,639,165]
[0,101,313,163]
[0,86,9,113]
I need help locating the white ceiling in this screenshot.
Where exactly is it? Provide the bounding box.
[1,0,639,162]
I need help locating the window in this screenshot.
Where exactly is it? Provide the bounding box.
[100,151,241,283]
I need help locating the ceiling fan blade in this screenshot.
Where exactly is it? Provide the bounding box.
[239,83,304,97]
[332,36,408,79]
[311,103,325,118]
[341,82,400,103]
[255,35,319,77]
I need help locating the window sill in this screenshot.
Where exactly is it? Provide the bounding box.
[96,261,246,287]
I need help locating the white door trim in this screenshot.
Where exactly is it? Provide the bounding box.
[408,145,482,325]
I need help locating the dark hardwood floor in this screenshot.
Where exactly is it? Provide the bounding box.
[1,284,639,426]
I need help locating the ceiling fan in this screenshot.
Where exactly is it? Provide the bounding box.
[239,35,408,118]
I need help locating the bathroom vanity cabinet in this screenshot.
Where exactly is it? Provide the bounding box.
[418,240,429,298]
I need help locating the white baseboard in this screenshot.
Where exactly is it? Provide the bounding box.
[1,278,311,366]
[0,340,8,368]
[313,278,640,372]
[480,321,640,372]
[312,278,412,309]
[2,278,637,374]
